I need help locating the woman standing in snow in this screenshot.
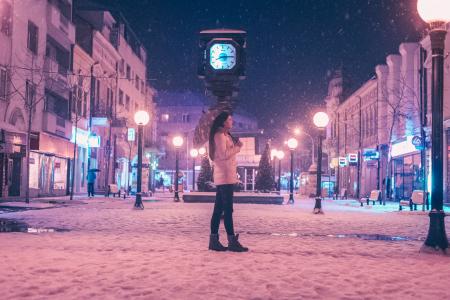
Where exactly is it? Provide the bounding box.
[208,112,248,252]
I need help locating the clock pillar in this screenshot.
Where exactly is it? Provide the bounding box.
[198,29,247,109]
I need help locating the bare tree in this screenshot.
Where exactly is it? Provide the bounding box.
[380,75,419,203]
[7,54,60,203]
[66,70,89,200]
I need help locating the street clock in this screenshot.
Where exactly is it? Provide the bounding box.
[198,29,246,79]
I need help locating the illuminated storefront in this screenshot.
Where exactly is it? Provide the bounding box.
[390,136,426,201]
[29,132,73,197]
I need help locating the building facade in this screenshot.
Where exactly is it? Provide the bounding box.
[0,0,155,199]
[155,91,261,191]
[325,29,450,202]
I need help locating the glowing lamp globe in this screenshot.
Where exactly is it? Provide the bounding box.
[294,128,301,136]
[313,112,329,128]
[190,149,199,158]
[417,0,450,24]
[287,138,298,150]
[271,149,278,160]
[198,147,206,155]
[276,150,285,160]
[172,136,184,148]
[134,110,150,126]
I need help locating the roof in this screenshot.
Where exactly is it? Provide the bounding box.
[156,91,215,107]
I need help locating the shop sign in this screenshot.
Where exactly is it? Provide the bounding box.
[71,127,101,148]
[347,153,358,166]
[92,117,109,127]
[391,136,418,158]
[338,157,347,167]
[411,136,424,150]
[330,158,339,168]
[127,128,135,141]
[363,148,379,161]
[88,135,101,148]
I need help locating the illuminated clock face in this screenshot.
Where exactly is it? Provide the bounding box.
[209,43,236,70]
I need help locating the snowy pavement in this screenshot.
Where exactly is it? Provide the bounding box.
[1,195,450,299]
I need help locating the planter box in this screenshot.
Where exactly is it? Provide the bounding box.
[183,192,283,205]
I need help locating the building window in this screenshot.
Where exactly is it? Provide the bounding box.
[0,2,12,36]
[181,114,190,123]
[83,92,87,118]
[141,80,145,94]
[125,95,130,110]
[45,89,69,119]
[0,68,7,100]
[27,21,38,54]
[135,75,140,90]
[119,89,124,105]
[26,80,36,106]
[126,64,131,80]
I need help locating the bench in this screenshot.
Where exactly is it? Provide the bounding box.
[359,190,381,206]
[107,184,121,197]
[399,190,426,211]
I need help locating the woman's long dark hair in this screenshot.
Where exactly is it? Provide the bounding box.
[209,112,231,161]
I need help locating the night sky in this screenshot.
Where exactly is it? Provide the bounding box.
[102,0,426,132]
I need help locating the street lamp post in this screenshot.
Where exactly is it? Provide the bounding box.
[271,148,278,183]
[133,111,150,209]
[287,138,298,204]
[313,112,329,214]
[190,148,199,191]
[417,0,450,253]
[295,127,315,164]
[173,136,184,202]
[276,150,285,192]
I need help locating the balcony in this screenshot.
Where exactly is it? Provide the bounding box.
[42,111,72,140]
[46,3,75,46]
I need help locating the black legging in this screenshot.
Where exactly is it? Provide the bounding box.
[210,184,235,236]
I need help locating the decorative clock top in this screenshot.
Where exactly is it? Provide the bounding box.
[209,43,236,70]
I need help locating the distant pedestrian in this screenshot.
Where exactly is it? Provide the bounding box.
[208,112,248,252]
[159,176,165,192]
[87,170,96,198]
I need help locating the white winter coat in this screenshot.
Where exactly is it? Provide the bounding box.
[212,131,241,185]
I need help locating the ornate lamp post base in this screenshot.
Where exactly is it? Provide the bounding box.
[313,197,324,214]
[421,211,448,254]
[134,193,144,210]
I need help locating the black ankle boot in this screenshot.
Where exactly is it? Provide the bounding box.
[209,234,227,251]
[227,234,249,252]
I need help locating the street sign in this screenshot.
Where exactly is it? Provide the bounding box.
[338,157,347,167]
[347,153,358,166]
[127,128,135,141]
[363,148,379,161]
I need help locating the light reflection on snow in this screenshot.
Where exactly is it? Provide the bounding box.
[246,231,423,242]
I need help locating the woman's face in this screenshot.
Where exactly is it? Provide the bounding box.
[223,115,233,130]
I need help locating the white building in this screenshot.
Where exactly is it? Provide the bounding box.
[0,0,155,199]
[0,0,75,198]
[326,27,450,202]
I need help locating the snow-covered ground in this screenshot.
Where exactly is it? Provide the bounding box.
[1,195,450,300]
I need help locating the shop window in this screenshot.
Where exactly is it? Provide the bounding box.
[53,157,67,190]
[27,21,38,54]
[29,152,40,189]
